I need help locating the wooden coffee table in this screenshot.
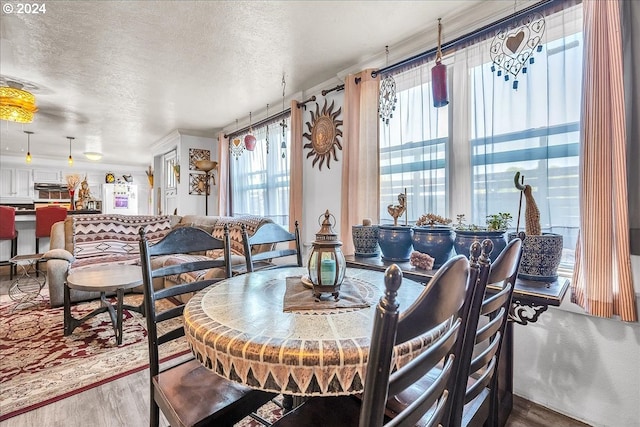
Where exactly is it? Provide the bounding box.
[64,265,143,345]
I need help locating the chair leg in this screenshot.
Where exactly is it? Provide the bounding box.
[150,391,160,427]
[10,237,17,280]
[35,238,40,277]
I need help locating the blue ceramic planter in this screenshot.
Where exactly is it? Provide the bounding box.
[412,226,454,268]
[378,225,413,262]
[508,232,563,281]
[352,225,380,257]
[454,230,506,262]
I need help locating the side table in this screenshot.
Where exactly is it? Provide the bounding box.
[64,265,143,345]
[9,254,46,311]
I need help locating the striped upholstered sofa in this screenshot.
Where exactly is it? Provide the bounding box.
[43,213,273,307]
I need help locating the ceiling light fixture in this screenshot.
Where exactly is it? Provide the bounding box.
[67,136,75,166]
[24,130,33,164]
[84,151,102,161]
[0,82,38,123]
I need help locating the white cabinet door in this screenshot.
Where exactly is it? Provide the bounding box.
[14,169,33,198]
[0,168,33,201]
[0,168,13,198]
[33,169,61,183]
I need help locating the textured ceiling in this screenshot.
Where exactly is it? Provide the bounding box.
[0,0,512,166]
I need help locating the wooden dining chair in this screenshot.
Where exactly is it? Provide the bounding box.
[0,206,19,279]
[139,225,275,427]
[241,221,302,273]
[451,236,523,427]
[270,251,478,427]
[383,237,522,427]
[35,205,68,253]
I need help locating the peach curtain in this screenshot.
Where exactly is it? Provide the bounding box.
[571,0,637,321]
[289,100,304,233]
[217,132,229,216]
[340,69,381,255]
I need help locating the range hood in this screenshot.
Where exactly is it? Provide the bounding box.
[34,183,70,201]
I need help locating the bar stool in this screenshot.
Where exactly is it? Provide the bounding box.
[0,206,18,280]
[35,206,68,253]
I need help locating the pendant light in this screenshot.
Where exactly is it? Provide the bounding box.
[24,130,33,164]
[67,136,75,166]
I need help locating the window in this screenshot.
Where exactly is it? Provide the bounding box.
[379,5,583,269]
[230,116,291,226]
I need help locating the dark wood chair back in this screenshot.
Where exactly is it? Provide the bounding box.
[452,236,523,427]
[139,225,273,427]
[241,221,302,272]
[359,255,471,427]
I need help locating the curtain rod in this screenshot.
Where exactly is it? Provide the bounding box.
[225,108,292,139]
[372,0,559,78]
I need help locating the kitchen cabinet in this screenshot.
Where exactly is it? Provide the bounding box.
[33,169,62,184]
[0,168,34,202]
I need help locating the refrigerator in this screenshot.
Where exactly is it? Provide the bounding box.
[102,183,138,215]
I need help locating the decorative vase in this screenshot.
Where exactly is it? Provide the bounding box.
[508,232,563,282]
[412,226,454,268]
[352,224,380,257]
[454,230,506,262]
[378,225,413,262]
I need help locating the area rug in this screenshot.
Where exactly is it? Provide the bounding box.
[0,291,188,421]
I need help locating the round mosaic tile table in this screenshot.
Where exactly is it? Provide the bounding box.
[184,266,439,397]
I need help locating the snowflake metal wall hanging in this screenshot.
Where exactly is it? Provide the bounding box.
[302,100,343,170]
[379,75,397,125]
[489,12,545,90]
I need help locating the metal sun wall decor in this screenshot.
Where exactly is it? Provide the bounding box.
[302,100,343,170]
[189,148,210,170]
[489,13,546,90]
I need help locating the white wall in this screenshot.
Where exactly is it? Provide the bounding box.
[300,89,345,253]
[513,276,640,427]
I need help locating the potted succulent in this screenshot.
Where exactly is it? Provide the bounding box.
[412,213,454,268]
[453,212,511,261]
[509,172,563,281]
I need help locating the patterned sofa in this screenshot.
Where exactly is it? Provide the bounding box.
[43,213,273,307]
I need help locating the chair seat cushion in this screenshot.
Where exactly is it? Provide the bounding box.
[153,359,274,427]
[271,395,362,427]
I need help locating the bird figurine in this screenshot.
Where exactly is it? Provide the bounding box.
[387,192,407,226]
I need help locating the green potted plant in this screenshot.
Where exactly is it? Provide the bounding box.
[453,213,511,261]
[412,213,454,268]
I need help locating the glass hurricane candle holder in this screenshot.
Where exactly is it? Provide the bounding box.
[307,209,346,301]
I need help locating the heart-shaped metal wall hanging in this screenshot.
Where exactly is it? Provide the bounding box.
[489,13,545,89]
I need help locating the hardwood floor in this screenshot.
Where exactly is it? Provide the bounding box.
[0,271,590,426]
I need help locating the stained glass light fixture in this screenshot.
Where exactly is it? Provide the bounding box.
[0,82,38,123]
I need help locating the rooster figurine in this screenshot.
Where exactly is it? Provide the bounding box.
[387,192,407,226]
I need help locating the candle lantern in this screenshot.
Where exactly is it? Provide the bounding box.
[308,209,346,300]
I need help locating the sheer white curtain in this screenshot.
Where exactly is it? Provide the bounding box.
[379,3,583,268]
[379,67,449,224]
[230,117,291,226]
[461,5,583,267]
